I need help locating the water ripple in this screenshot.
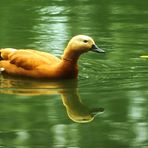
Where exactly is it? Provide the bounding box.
[78,57,148,92]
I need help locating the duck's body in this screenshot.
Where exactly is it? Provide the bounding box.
[0,35,104,79]
[0,48,78,78]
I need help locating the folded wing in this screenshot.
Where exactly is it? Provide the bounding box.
[0,48,61,70]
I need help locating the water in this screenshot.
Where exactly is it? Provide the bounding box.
[0,0,148,147]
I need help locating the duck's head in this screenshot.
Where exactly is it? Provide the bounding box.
[63,35,105,61]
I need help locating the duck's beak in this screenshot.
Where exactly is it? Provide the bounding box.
[91,44,105,53]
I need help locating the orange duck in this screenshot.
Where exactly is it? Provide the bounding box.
[0,35,105,79]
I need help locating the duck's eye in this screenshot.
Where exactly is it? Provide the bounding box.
[83,40,88,43]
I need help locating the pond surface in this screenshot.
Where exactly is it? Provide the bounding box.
[0,0,148,147]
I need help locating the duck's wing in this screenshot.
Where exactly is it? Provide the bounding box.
[0,48,61,70]
[27,49,61,62]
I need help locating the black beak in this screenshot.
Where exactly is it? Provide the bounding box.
[91,44,105,53]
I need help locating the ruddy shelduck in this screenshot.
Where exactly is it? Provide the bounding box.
[0,35,105,79]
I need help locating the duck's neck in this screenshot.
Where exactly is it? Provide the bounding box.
[62,47,81,64]
[59,59,78,78]
[57,47,80,78]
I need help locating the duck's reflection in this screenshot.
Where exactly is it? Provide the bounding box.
[0,74,104,123]
[61,90,104,123]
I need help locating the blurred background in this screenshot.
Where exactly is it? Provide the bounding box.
[0,0,148,147]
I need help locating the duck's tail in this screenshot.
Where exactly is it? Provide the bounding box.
[0,48,17,61]
[0,49,5,61]
[0,50,4,72]
[0,67,5,72]
[0,51,4,72]
[0,50,3,61]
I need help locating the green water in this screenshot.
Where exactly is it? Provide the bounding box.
[0,0,148,147]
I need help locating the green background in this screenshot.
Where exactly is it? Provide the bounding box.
[0,0,148,147]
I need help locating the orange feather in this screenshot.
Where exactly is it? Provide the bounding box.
[0,35,105,79]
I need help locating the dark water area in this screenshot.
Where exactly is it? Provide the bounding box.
[0,0,148,147]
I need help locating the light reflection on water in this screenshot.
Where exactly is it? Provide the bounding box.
[30,5,69,56]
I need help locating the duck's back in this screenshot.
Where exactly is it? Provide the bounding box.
[25,49,61,63]
[0,48,61,69]
[0,48,62,77]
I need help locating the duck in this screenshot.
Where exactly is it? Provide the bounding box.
[0,35,105,79]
